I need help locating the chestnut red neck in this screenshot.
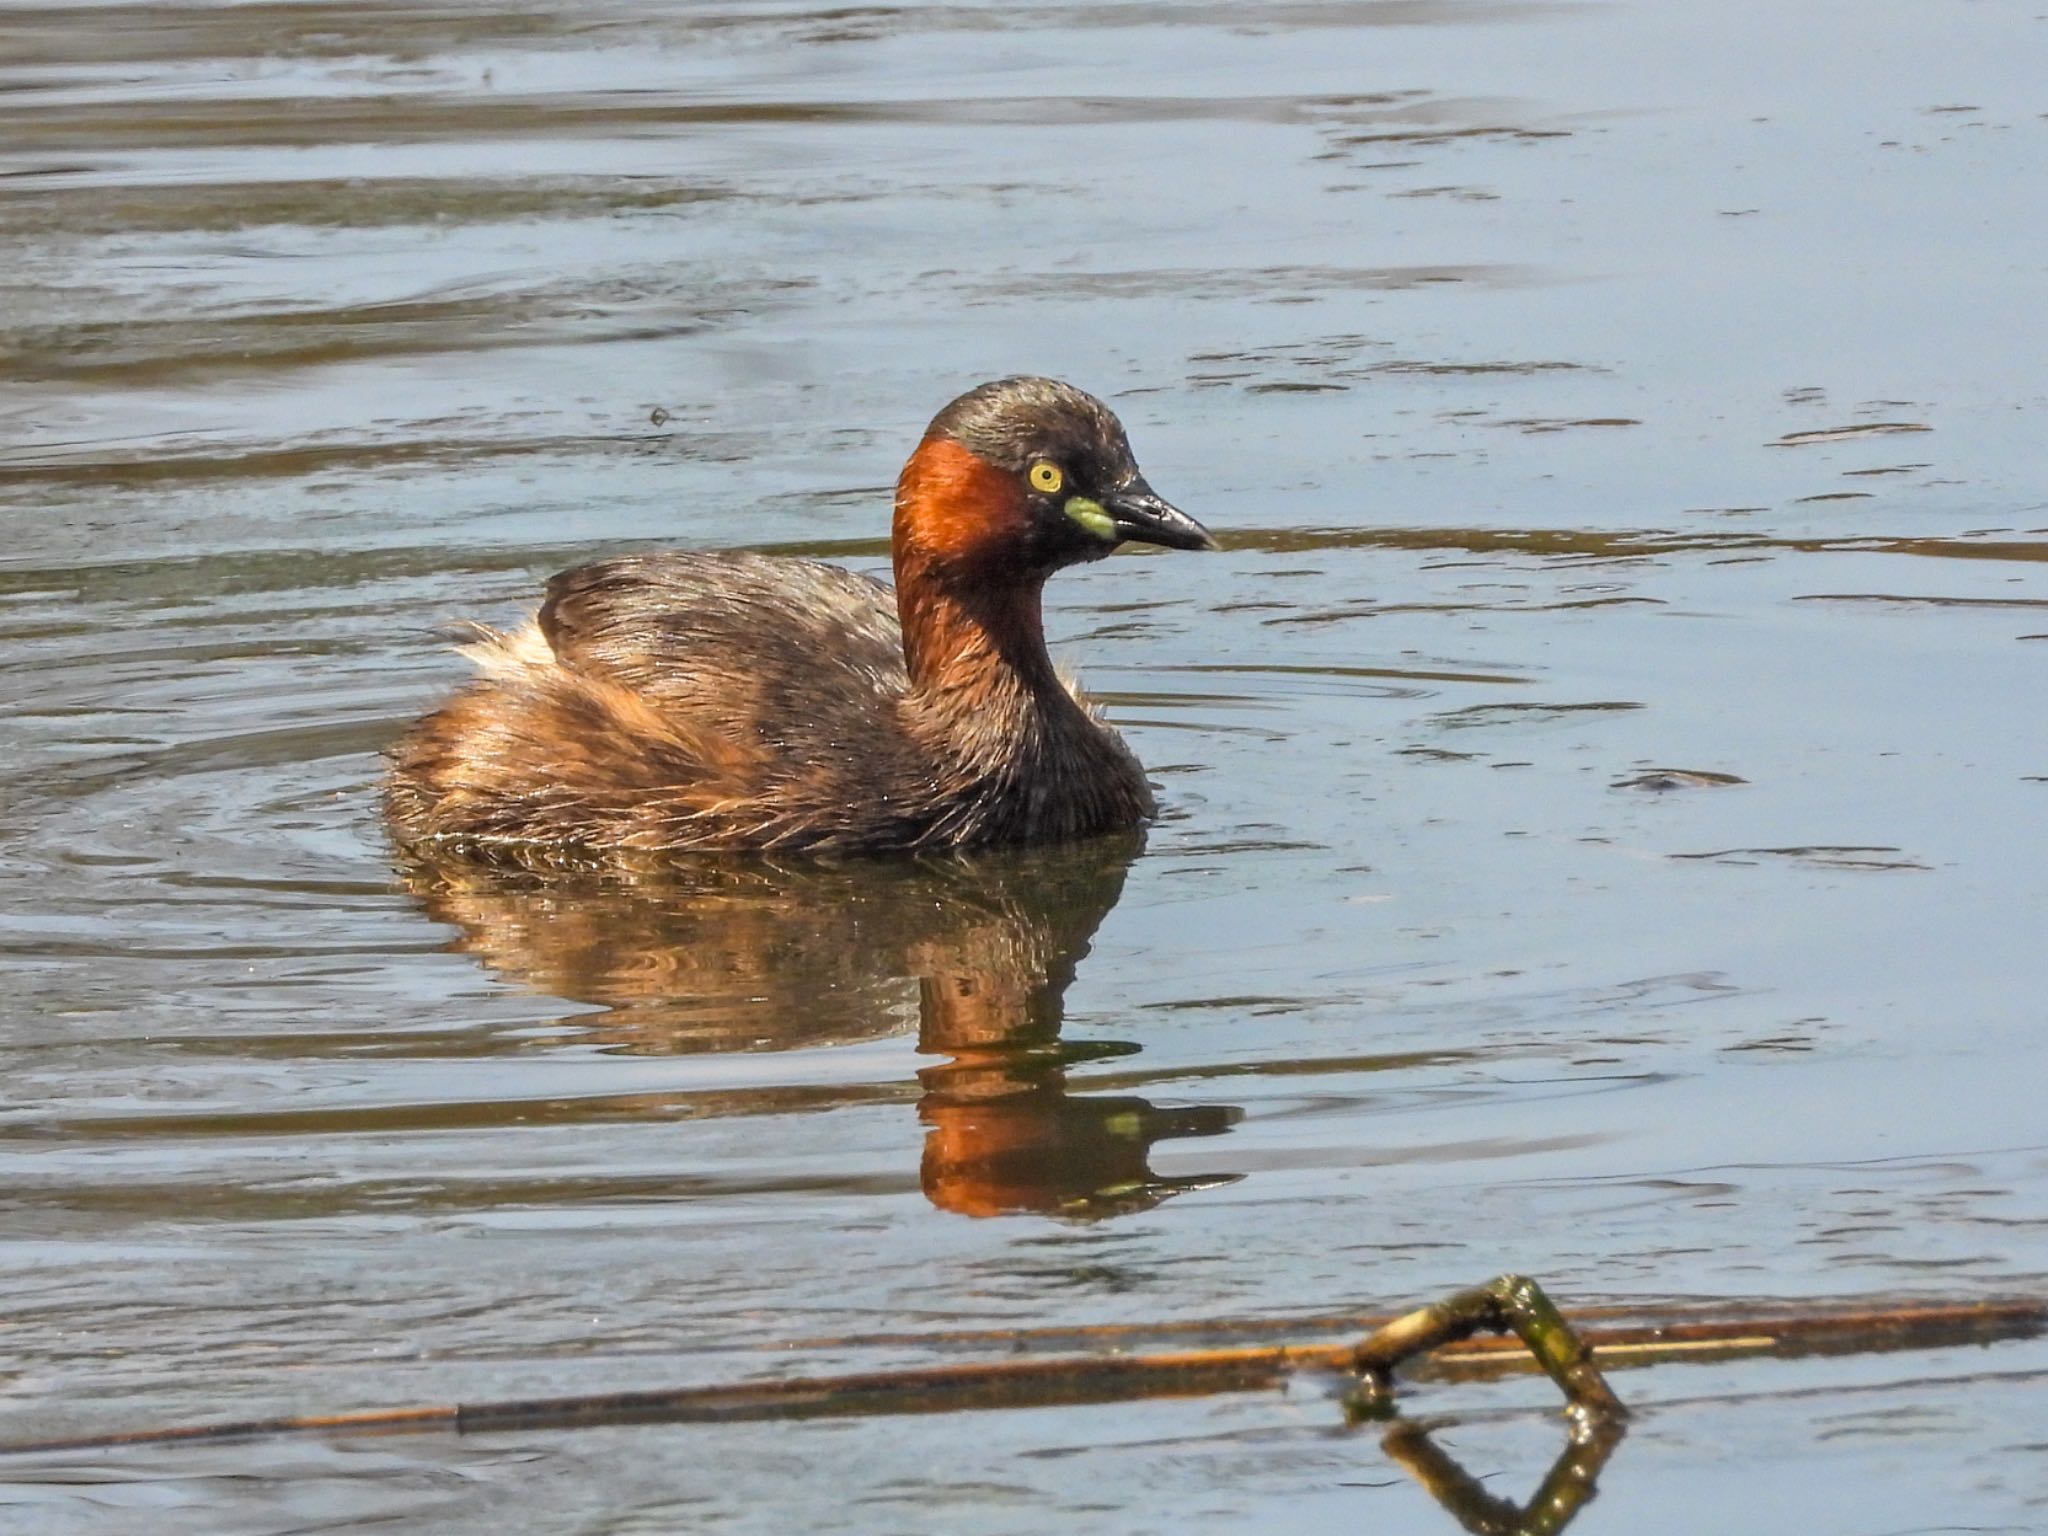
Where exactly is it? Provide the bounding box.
[893,436,1059,698]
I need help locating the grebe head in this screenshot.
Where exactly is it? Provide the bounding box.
[895,377,1214,586]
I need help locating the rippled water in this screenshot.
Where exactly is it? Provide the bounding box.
[4,2,2047,1531]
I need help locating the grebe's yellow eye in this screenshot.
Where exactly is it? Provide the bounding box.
[1028,461,1063,494]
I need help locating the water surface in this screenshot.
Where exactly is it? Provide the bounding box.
[3,2,2046,1531]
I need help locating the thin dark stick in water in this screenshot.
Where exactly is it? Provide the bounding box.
[1348,1274,1626,1425]
[4,1289,2038,1456]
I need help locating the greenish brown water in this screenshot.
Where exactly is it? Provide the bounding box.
[3,2,2046,1531]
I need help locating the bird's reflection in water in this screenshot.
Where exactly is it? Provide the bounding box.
[399,833,1239,1218]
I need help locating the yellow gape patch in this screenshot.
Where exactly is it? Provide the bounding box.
[1063,497,1115,541]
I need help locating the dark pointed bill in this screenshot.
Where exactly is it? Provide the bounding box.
[1101,481,1218,551]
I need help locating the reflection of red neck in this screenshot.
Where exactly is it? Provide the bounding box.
[893,437,1058,697]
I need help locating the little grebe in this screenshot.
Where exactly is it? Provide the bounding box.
[385,377,1215,860]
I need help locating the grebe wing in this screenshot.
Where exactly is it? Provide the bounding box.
[537,552,906,707]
